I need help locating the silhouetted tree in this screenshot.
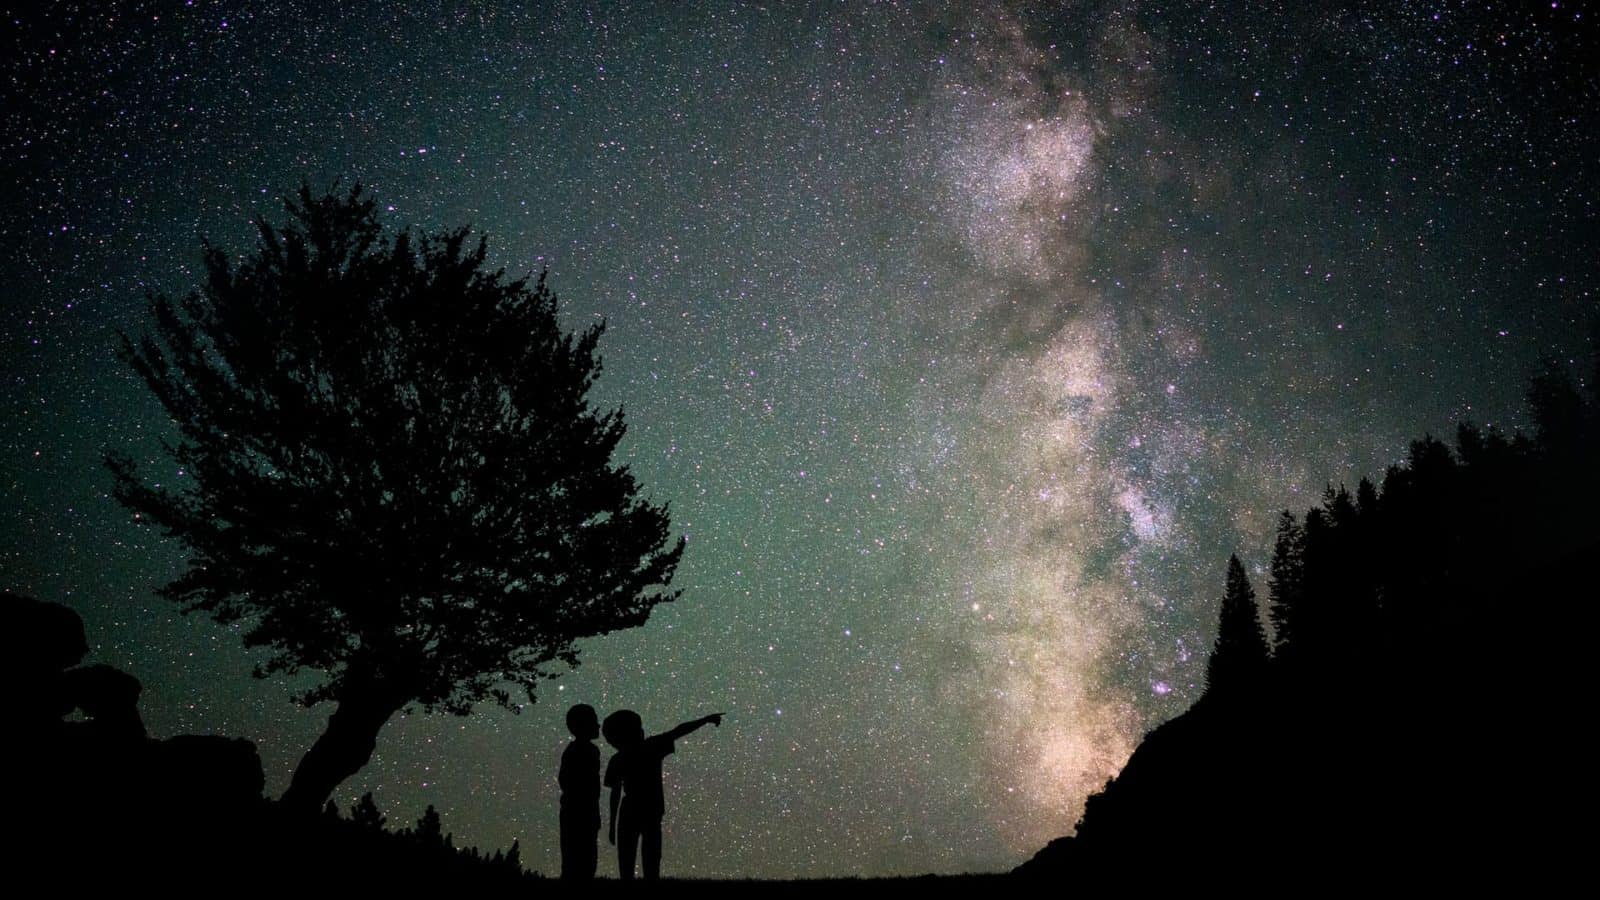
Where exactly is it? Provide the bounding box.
[1294,503,1343,673]
[1355,477,1379,521]
[1266,511,1304,655]
[1324,484,1357,529]
[1527,359,1586,451]
[504,839,521,872]
[1204,555,1269,697]
[107,185,685,814]
[416,804,442,846]
[1455,422,1487,468]
[351,792,385,831]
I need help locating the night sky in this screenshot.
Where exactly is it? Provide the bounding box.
[3,0,1596,879]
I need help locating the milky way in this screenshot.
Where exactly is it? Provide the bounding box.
[3,0,1595,878]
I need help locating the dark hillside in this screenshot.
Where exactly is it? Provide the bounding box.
[1019,366,1598,882]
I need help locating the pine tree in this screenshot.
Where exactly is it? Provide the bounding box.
[351,792,385,831]
[1355,478,1379,521]
[1527,360,1585,452]
[415,804,442,846]
[504,839,521,873]
[1267,511,1305,655]
[1205,555,1270,698]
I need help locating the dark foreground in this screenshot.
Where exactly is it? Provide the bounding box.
[7,593,1014,893]
[544,875,1013,897]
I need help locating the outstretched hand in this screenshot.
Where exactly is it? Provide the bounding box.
[705,713,724,727]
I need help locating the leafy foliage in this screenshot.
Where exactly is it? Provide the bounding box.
[108,185,684,715]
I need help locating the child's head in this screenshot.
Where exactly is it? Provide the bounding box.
[566,703,599,740]
[602,709,644,750]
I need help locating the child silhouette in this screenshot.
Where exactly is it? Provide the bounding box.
[602,709,723,880]
[558,704,601,880]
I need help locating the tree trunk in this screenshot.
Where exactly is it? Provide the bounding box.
[280,687,408,816]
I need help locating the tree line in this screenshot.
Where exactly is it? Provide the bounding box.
[1205,359,1597,706]
[1022,357,1598,881]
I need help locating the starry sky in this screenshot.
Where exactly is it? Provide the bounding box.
[3,0,1596,879]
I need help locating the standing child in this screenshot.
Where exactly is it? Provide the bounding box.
[558,704,601,880]
[602,709,723,880]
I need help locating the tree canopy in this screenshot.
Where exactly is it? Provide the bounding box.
[108,185,684,810]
